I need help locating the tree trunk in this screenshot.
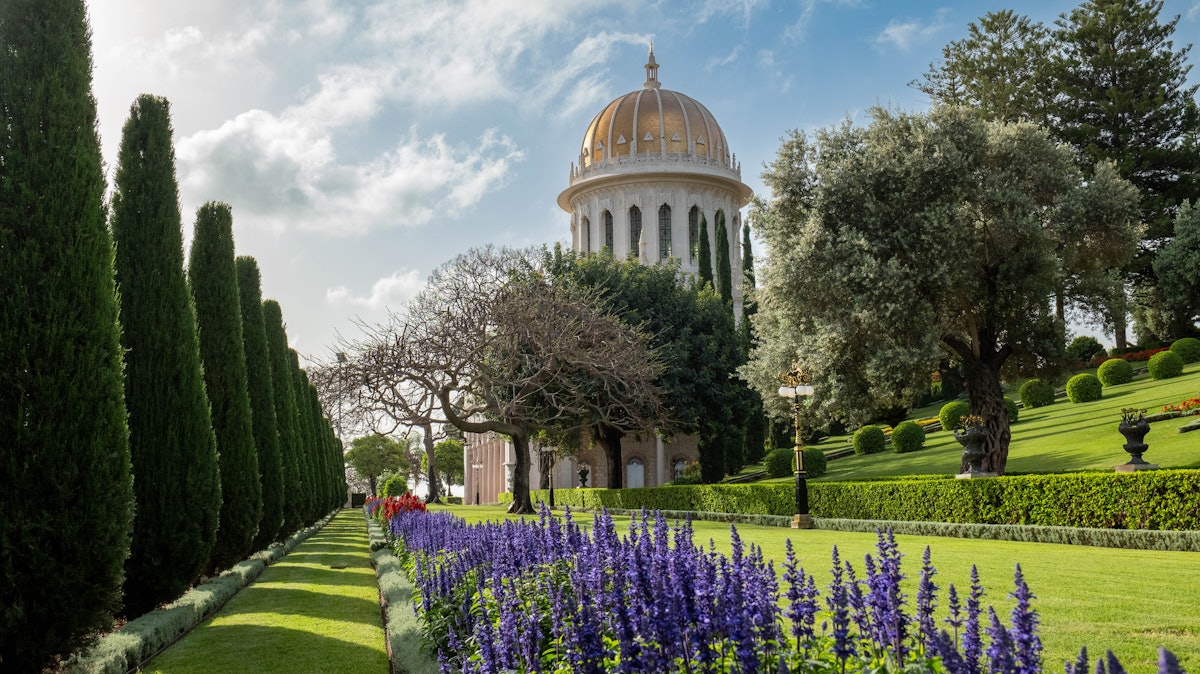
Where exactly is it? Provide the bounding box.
[368,475,377,497]
[593,424,624,489]
[507,432,534,514]
[538,450,552,490]
[421,422,440,503]
[1111,290,1129,351]
[960,357,1011,475]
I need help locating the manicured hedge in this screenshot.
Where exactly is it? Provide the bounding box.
[938,401,970,431]
[1066,373,1102,403]
[1097,358,1133,386]
[852,425,886,455]
[513,469,1200,530]
[763,447,793,478]
[1170,337,1200,363]
[1148,350,1185,380]
[890,421,925,453]
[1018,379,1055,408]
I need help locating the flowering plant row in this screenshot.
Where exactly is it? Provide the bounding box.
[387,506,1185,673]
[1162,397,1200,414]
[365,493,427,527]
[1092,347,1170,368]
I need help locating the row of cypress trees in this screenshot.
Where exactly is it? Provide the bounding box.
[0,2,347,669]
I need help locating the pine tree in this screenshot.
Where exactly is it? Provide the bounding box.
[111,95,221,616]
[697,213,714,289]
[0,1,135,667]
[263,300,305,535]
[190,203,262,569]
[714,210,734,306]
[237,257,285,548]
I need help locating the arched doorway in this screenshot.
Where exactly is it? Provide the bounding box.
[626,457,644,489]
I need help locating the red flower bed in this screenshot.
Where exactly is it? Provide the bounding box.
[1163,396,1200,414]
[365,492,427,527]
[1091,347,1170,368]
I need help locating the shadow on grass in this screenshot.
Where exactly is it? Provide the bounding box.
[146,623,386,673]
[225,586,383,626]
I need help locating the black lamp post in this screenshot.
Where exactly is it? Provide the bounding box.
[778,381,815,529]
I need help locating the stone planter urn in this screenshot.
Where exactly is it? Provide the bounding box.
[954,426,992,478]
[1116,418,1156,472]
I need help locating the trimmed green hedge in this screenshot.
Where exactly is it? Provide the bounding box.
[1097,358,1133,386]
[1066,373,1103,403]
[514,470,1200,530]
[1018,379,1055,408]
[1171,337,1200,363]
[852,425,886,455]
[1148,350,1185,380]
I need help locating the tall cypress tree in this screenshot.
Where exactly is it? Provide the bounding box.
[111,95,221,616]
[264,300,305,535]
[0,1,135,667]
[714,210,734,306]
[290,351,321,523]
[190,203,262,570]
[237,257,285,548]
[697,213,714,289]
[739,221,767,464]
[740,221,758,352]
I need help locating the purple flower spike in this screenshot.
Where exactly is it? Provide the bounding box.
[963,565,985,674]
[1067,646,1088,674]
[1157,648,1184,674]
[917,545,939,652]
[1104,650,1127,674]
[1009,564,1041,674]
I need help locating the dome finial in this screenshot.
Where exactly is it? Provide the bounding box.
[644,41,660,89]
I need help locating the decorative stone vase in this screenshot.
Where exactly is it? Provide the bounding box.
[1118,419,1151,465]
[954,427,988,474]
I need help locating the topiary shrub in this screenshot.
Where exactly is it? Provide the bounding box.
[764,447,794,478]
[381,474,408,497]
[1148,350,1185,380]
[891,421,926,453]
[1004,397,1019,424]
[1066,335,1105,362]
[802,448,827,479]
[853,425,886,455]
[1171,337,1200,364]
[1097,358,1134,386]
[1018,379,1055,409]
[1066,373,1103,403]
[938,401,970,433]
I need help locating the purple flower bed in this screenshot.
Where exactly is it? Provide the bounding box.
[388,506,1185,673]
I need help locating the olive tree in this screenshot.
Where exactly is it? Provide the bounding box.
[745,107,1139,474]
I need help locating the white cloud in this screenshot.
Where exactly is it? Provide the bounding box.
[784,0,863,43]
[874,11,948,52]
[326,269,424,310]
[694,0,769,29]
[706,45,742,70]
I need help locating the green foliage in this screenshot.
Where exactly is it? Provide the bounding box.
[697,212,712,288]
[763,447,794,478]
[347,434,412,496]
[890,420,926,453]
[109,95,222,616]
[190,202,262,571]
[1004,397,1019,424]
[852,425,886,455]
[424,439,465,492]
[1066,373,1103,403]
[236,257,285,549]
[1066,335,1105,362]
[263,300,305,537]
[1148,350,1185,380]
[1097,358,1134,386]
[0,1,136,667]
[803,447,828,479]
[1018,379,1056,408]
[938,401,970,432]
[816,518,1200,552]
[714,210,733,305]
[381,474,409,498]
[289,355,321,524]
[1155,203,1200,329]
[1171,337,1200,364]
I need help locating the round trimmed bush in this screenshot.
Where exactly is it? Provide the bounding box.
[891,420,926,453]
[764,447,794,478]
[1018,379,1055,408]
[1065,373,1103,403]
[1097,358,1133,386]
[380,473,408,497]
[1148,350,1185,380]
[938,401,970,433]
[853,425,887,455]
[1171,337,1200,364]
[802,448,827,478]
[1004,397,1019,424]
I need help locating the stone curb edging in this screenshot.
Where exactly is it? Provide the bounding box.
[65,510,341,674]
[365,513,439,674]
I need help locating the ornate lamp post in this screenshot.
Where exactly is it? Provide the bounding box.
[778,373,815,529]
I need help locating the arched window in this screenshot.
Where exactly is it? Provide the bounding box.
[629,206,642,259]
[626,457,645,489]
[580,216,590,252]
[604,211,614,251]
[688,206,700,263]
[658,204,672,260]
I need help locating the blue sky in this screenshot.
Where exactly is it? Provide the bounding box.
[85,0,1200,360]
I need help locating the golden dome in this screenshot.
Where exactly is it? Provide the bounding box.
[576,46,732,170]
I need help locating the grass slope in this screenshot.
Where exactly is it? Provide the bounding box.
[144,510,386,674]
[432,504,1199,674]
[798,362,1200,482]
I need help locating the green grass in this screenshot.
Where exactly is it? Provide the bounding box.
[776,362,1200,482]
[430,504,1199,674]
[144,510,387,674]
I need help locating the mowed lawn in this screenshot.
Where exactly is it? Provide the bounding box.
[432,504,1200,674]
[145,510,387,674]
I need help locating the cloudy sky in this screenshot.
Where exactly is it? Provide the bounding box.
[85,0,1200,361]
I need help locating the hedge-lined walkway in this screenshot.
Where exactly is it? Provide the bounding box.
[144,509,387,674]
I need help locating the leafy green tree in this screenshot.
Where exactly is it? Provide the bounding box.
[190,203,262,569]
[237,257,285,548]
[346,434,412,496]
[111,95,221,615]
[697,212,713,288]
[740,222,767,465]
[1154,202,1200,330]
[263,300,304,535]
[746,108,1140,475]
[0,0,135,667]
[423,438,465,494]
